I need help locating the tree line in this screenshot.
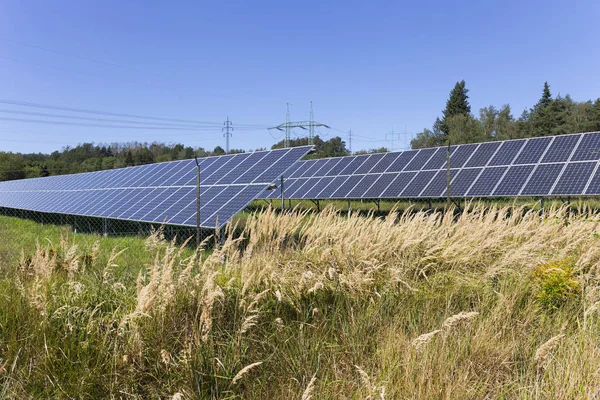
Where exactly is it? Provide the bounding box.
[411,81,600,148]
[0,136,350,182]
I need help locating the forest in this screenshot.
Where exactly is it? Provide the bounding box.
[1,81,599,182]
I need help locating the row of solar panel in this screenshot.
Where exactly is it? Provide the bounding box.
[0,147,313,228]
[263,161,600,199]
[282,132,600,181]
[0,183,269,227]
[0,147,310,192]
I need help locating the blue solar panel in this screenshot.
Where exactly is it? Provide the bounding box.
[369,153,400,173]
[310,158,341,178]
[347,175,379,198]
[493,165,535,196]
[421,170,460,197]
[402,170,437,196]
[552,162,596,195]
[488,140,525,166]
[513,137,552,164]
[465,142,502,167]
[289,177,321,198]
[423,147,455,170]
[317,176,350,198]
[542,134,581,163]
[303,177,335,198]
[324,157,352,176]
[571,132,600,161]
[386,150,418,172]
[216,152,266,184]
[282,178,309,198]
[520,164,564,196]
[339,155,370,175]
[363,174,397,198]
[448,144,479,168]
[585,166,600,195]
[404,148,437,171]
[380,172,417,198]
[354,153,387,174]
[331,175,364,198]
[0,147,311,229]
[445,168,482,196]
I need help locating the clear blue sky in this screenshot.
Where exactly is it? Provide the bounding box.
[0,0,598,154]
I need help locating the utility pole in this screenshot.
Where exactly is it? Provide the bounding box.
[194,156,201,252]
[446,138,451,208]
[386,128,401,152]
[308,101,315,146]
[222,117,233,154]
[348,129,352,155]
[269,102,330,148]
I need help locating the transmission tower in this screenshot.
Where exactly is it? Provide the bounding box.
[385,126,413,151]
[269,102,330,148]
[222,117,233,153]
[348,129,352,155]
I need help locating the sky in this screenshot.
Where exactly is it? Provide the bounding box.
[0,0,599,154]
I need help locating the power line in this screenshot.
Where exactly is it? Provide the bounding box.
[0,98,219,126]
[0,108,227,128]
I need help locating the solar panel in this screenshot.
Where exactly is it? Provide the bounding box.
[446,168,482,196]
[572,132,600,161]
[404,148,437,171]
[513,137,552,164]
[489,140,525,166]
[380,172,417,198]
[493,165,535,196]
[465,142,502,167]
[253,131,600,201]
[552,162,596,195]
[0,146,312,228]
[520,163,564,196]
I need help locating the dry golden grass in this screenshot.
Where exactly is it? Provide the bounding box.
[3,203,600,398]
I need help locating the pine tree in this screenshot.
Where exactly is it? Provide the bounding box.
[533,82,553,111]
[440,80,471,135]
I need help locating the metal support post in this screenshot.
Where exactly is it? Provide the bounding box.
[195,157,201,251]
[103,218,108,237]
[280,176,285,212]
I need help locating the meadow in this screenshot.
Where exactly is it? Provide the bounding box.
[1,203,600,398]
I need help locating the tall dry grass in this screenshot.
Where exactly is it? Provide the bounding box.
[2,203,600,398]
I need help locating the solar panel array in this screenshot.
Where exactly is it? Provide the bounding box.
[0,146,312,228]
[261,132,600,200]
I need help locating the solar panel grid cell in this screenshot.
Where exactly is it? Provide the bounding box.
[423,147,455,170]
[493,165,535,196]
[571,132,600,161]
[520,163,564,195]
[355,153,386,174]
[402,170,437,196]
[513,137,552,164]
[465,142,502,167]
[542,134,581,163]
[404,148,437,171]
[488,140,526,166]
[346,175,379,198]
[370,152,400,173]
[317,176,350,198]
[552,162,596,195]
[445,168,483,196]
[331,175,363,198]
[363,174,397,198]
[386,150,419,172]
